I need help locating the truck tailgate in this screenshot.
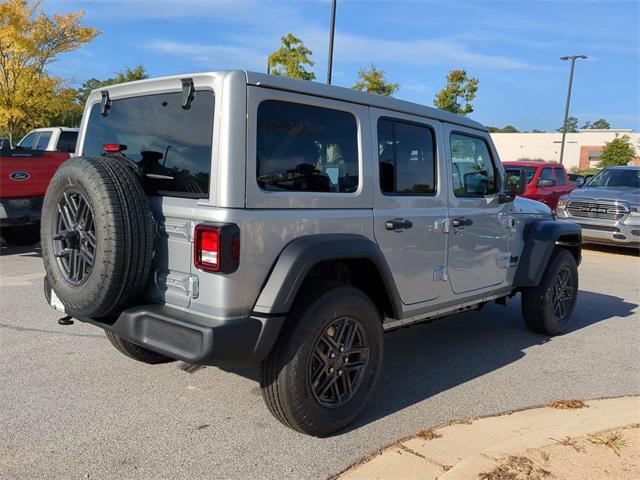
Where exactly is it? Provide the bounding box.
[0,150,69,198]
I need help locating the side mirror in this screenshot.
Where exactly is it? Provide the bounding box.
[538,178,556,187]
[500,169,526,203]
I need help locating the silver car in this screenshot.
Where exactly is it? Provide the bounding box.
[557,166,640,248]
[39,71,582,436]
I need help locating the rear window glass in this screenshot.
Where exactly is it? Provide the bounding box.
[57,131,78,153]
[83,90,214,198]
[257,100,359,193]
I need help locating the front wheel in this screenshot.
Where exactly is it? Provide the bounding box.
[260,286,383,437]
[521,249,578,335]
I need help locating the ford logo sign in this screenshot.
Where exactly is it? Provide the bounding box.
[9,171,30,181]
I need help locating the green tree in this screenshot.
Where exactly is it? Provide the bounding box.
[557,116,578,133]
[598,135,637,167]
[487,125,519,133]
[352,64,399,96]
[0,0,99,144]
[77,64,148,104]
[531,129,545,133]
[268,33,315,81]
[591,118,610,129]
[433,69,479,116]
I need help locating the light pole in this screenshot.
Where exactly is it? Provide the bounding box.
[327,0,337,84]
[558,54,587,165]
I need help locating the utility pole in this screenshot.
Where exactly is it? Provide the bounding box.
[327,0,337,84]
[558,54,587,165]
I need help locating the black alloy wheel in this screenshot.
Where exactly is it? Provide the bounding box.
[551,266,574,322]
[53,190,96,286]
[308,316,369,408]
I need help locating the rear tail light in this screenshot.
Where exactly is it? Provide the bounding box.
[103,143,127,152]
[194,224,240,273]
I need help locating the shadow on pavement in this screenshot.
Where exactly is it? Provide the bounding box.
[0,240,42,257]
[583,243,639,257]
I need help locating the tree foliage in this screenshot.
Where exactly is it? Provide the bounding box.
[77,65,148,104]
[352,64,399,96]
[0,0,98,143]
[598,135,637,167]
[433,69,479,116]
[487,125,519,133]
[557,115,578,133]
[581,118,610,129]
[268,33,315,81]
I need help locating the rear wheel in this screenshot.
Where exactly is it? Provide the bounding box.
[521,249,578,335]
[105,331,174,364]
[260,286,383,437]
[1,223,40,246]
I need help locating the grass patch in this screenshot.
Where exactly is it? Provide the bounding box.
[479,456,551,480]
[588,430,628,457]
[416,428,442,440]
[546,399,587,409]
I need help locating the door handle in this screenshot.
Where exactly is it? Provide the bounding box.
[385,218,413,231]
[451,217,473,228]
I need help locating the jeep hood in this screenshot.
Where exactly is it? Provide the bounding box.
[567,186,640,205]
[512,196,552,216]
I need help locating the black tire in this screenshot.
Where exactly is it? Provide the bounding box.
[521,248,578,335]
[1,223,40,246]
[105,331,174,364]
[41,156,154,318]
[260,285,383,437]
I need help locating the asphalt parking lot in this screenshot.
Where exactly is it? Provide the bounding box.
[1,242,639,480]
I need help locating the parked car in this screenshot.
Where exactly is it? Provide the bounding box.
[557,166,640,248]
[502,161,576,210]
[40,71,581,436]
[17,127,79,153]
[0,146,71,245]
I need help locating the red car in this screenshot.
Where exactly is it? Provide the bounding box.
[502,161,576,210]
[1,148,71,246]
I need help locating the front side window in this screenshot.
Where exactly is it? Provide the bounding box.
[257,100,359,193]
[83,90,215,198]
[18,132,37,149]
[539,167,553,183]
[450,133,497,197]
[378,118,436,195]
[554,168,566,185]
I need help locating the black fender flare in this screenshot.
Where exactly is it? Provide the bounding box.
[252,234,402,317]
[514,219,582,288]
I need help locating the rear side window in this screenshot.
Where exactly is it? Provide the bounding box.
[83,90,214,198]
[35,132,51,150]
[378,118,436,195]
[257,100,359,193]
[57,131,78,153]
[450,133,497,197]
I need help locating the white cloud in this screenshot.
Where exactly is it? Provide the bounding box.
[148,40,266,70]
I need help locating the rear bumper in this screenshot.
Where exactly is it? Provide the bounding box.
[0,196,43,226]
[82,305,285,367]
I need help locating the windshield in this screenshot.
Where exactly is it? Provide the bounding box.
[587,168,640,188]
[505,166,537,184]
[83,90,214,198]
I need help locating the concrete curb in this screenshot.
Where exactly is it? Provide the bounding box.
[337,396,640,480]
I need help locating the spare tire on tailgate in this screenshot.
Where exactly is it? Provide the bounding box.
[41,156,154,318]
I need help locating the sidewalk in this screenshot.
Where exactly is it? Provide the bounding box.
[336,397,639,480]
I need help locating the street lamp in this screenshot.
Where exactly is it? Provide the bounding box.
[327,0,337,84]
[558,54,587,165]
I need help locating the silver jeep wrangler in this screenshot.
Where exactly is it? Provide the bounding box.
[41,71,581,436]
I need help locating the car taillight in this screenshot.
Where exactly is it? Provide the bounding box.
[103,143,127,152]
[194,224,240,273]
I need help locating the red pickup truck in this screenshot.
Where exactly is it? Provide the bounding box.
[502,161,577,210]
[0,148,71,246]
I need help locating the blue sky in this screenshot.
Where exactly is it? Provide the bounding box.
[46,0,639,131]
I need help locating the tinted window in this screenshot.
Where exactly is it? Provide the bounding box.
[378,118,436,195]
[35,132,51,150]
[257,100,358,193]
[588,169,640,188]
[84,91,214,198]
[539,167,553,183]
[57,131,78,153]
[18,132,37,149]
[450,133,497,197]
[554,168,566,185]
